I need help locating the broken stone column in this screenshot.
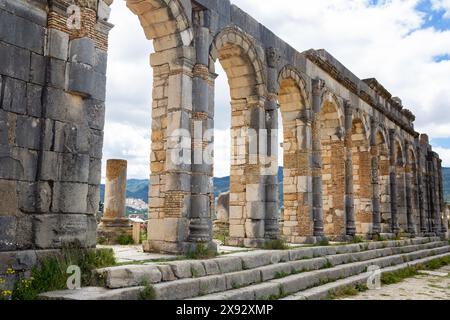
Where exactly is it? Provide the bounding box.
[97,160,132,243]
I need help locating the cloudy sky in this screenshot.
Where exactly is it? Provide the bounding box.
[102,0,450,181]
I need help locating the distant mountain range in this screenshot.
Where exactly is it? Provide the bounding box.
[100,167,450,205]
[100,168,284,205]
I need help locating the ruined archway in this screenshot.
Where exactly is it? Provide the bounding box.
[209,26,268,247]
[351,118,372,235]
[318,98,345,238]
[277,67,311,243]
[126,0,197,253]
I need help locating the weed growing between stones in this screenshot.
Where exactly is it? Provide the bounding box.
[352,236,365,244]
[11,243,116,300]
[317,237,330,246]
[275,271,291,279]
[139,280,156,300]
[116,234,134,245]
[328,283,368,300]
[185,244,218,260]
[262,239,289,250]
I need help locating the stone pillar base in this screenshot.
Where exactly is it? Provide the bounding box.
[97,218,132,245]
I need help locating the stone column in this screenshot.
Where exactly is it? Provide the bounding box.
[98,160,132,243]
[344,101,356,237]
[264,47,281,240]
[189,12,214,249]
[389,130,400,234]
[404,142,415,236]
[416,144,427,234]
[370,119,381,235]
[311,79,325,238]
[432,155,442,235]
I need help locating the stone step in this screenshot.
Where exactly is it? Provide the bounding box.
[281,252,450,300]
[192,244,450,300]
[38,238,448,301]
[156,241,448,300]
[94,237,441,289]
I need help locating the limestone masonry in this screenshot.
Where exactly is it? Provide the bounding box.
[0,0,447,283]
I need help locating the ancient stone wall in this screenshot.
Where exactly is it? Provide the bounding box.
[0,0,112,285]
[0,0,446,263]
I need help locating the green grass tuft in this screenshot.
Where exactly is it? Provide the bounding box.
[262,239,289,250]
[185,244,217,260]
[11,243,116,300]
[116,234,134,245]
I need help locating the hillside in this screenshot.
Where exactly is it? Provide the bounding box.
[100,168,284,205]
[100,167,449,206]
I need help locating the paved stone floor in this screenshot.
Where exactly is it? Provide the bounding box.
[341,265,450,300]
[97,241,256,264]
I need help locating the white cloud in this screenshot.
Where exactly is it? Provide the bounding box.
[103,0,450,180]
[433,147,450,166]
[432,0,450,18]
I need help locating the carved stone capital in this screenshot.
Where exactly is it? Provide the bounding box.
[312,78,326,96]
[266,47,281,68]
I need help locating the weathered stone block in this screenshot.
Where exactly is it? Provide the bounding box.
[99,265,162,289]
[60,153,90,183]
[213,257,243,273]
[92,71,107,101]
[17,181,52,213]
[53,121,90,154]
[88,158,102,185]
[0,42,30,81]
[245,220,265,238]
[0,179,18,216]
[202,260,221,276]
[69,37,95,66]
[46,28,69,60]
[26,83,43,117]
[47,58,66,89]
[0,9,44,53]
[89,129,103,159]
[15,115,41,150]
[33,214,96,249]
[52,182,88,213]
[246,202,265,220]
[167,261,192,279]
[67,62,94,97]
[44,88,85,124]
[225,269,261,290]
[85,99,106,130]
[199,275,226,295]
[87,185,100,215]
[94,49,108,75]
[0,216,16,251]
[2,77,27,114]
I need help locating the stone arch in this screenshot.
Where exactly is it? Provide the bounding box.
[351,116,372,235]
[209,26,266,98]
[208,26,268,247]
[276,66,311,242]
[319,99,346,238]
[125,0,198,253]
[127,0,193,47]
